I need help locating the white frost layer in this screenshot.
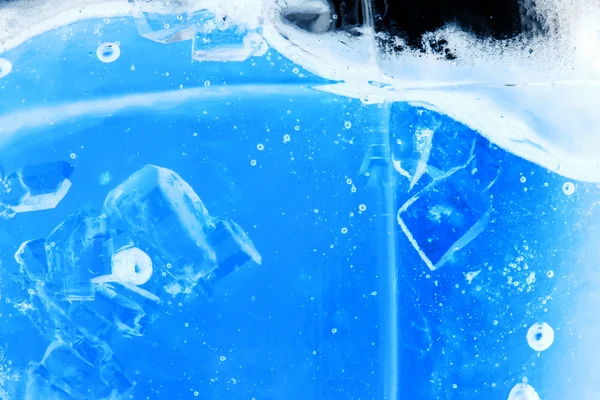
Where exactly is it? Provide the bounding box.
[2,0,600,181]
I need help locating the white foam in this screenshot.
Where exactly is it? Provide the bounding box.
[0,58,12,79]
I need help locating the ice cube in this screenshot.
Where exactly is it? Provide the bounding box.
[192,24,266,62]
[93,281,161,337]
[135,11,199,44]
[39,338,131,398]
[203,217,262,284]
[397,165,492,271]
[103,164,216,284]
[46,211,113,301]
[14,238,49,282]
[0,161,73,219]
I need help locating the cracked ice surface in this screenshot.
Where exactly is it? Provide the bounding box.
[393,106,500,270]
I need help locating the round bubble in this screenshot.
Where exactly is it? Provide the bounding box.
[111,247,153,285]
[562,181,575,195]
[0,58,13,79]
[526,322,554,352]
[508,383,540,400]
[96,42,121,63]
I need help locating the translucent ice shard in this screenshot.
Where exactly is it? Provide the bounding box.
[46,211,113,301]
[397,141,497,270]
[202,217,262,286]
[103,164,216,285]
[14,238,49,282]
[36,338,131,399]
[0,161,73,219]
[191,19,267,62]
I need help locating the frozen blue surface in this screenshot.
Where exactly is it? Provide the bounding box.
[0,15,598,400]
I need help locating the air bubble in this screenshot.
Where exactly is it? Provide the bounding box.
[96,42,121,63]
[130,65,135,71]
[294,125,300,131]
[204,80,211,87]
[257,143,264,151]
[331,328,337,334]
[562,182,575,195]
[292,67,299,74]
[219,356,226,361]
[250,160,257,166]
[344,121,352,129]
[546,270,554,278]
[358,204,367,211]
[111,247,153,285]
[520,176,526,183]
[526,322,554,352]
[508,383,540,400]
[70,153,77,159]
[341,227,348,234]
[0,58,13,79]
[283,134,291,143]
[346,178,352,184]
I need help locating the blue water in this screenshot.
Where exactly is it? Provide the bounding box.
[0,16,599,400]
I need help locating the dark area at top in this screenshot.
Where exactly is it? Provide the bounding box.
[331,0,546,56]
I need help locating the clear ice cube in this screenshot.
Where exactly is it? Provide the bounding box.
[103,164,216,285]
[46,211,113,301]
[192,24,266,62]
[0,161,73,219]
[14,238,49,282]
[397,163,493,271]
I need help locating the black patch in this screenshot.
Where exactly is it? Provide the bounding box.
[330,0,547,57]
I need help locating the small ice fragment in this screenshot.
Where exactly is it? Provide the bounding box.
[0,58,12,79]
[46,211,113,301]
[99,171,112,185]
[111,247,153,286]
[507,383,540,400]
[464,270,481,284]
[0,161,73,219]
[96,42,120,63]
[526,322,554,351]
[192,22,266,62]
[14,238,49,282]
[103,165,216,284]
[202,217,262,286]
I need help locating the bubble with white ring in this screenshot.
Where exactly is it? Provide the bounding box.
[526,322,554,352]
[507,383,540,400]
[0,58,13,79]
[96,42,121,63]
[111,247,153,285]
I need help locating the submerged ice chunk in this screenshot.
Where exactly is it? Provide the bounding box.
[192,23,266,62]
[103,164,216,283]
[135,11,199,44]
[203,217,262,285]
[46,211,113,301]
[397,163,493,271]
[14,238,49,282]
[36,338,131,399]
[0,161,73,219]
